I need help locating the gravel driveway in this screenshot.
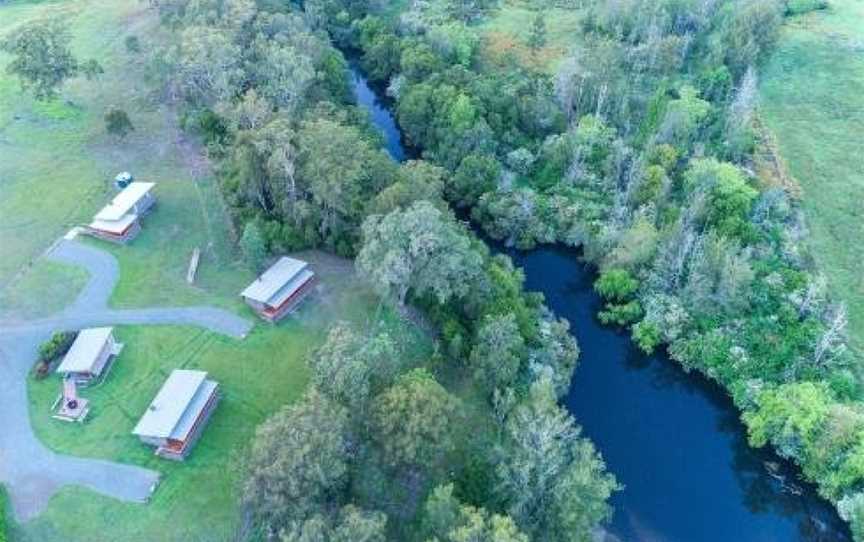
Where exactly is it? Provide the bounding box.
[0,240,252,521]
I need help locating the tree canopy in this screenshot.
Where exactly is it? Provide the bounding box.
[1,18,102,101]
[357,201,483,306]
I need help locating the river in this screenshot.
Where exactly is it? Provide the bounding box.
[349,65,852,542]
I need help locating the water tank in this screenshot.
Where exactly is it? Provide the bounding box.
[115,171,133,190]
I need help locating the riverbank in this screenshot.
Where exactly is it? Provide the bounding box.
[759,0,864,358]
[346,61,852,540]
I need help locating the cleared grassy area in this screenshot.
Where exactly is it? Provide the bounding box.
[0,261,88,320]
[21,252,422,542]
[0,0,247,311]
[1,1,433,540]
[477,0,584,72]
[759,0,864,356]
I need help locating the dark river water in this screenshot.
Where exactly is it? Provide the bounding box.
[349,66,851,542]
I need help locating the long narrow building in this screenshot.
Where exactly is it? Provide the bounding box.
[240,257,316,322]
[132,369,219,461]
[87,182,156,243]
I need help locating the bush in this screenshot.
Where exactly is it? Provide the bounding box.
[598,300,643,326]
[632,321,662,354]
[594,269,639,302]
[104,108,134,139]
[124,35,140,53]
[0,486,7,542]
[38,331,76,363]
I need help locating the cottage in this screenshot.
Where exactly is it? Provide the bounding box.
[56,327,123,385]
[132,369,219,461]
[87,182,156,243]
[240,257,316,322]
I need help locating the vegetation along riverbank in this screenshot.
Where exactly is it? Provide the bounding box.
[147,0,864,538]
[140,1,620,540]
[3,0,861,540]
[330,0,864,538]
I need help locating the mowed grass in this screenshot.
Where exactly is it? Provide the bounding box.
[21,251,428,542]
[0,261,88,320]
[0,1,433,540]
[0,0,247,310]
[477,0,584,72]
[759,0,864,356]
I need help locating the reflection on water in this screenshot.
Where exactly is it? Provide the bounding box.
[349,64,852,542]
[508,245,850,542]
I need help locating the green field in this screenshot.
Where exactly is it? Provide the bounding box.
[0,0,248,310]
[0,1,431,540]
[477,0,585,72]
[20,257,420,542]
[759,0,864,356]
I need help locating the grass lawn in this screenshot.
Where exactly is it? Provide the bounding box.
[0,0,247,310]
[0,1,433,540]
[759,0,864,356]
[21,253,424,542]
[0,261,88,320]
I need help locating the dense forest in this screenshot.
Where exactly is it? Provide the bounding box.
[145,0,864,539]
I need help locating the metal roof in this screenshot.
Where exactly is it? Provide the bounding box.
[88,212,138,234]
[266,269,315,308]
[94,182,155,222]
[57,327,113,374]
[170,379,218,441]
[240,257,309,304]
[132,370,209,439]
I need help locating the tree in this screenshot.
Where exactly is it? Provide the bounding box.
[173,25,243,104]
[240,221,267,273]
[281,505,387,542]
[496,377,619,540]
[656,85,711,147]
[449,153,500,208]
[124,35,141,54]
[252,40,315,112]
[838,492,864,542]
[308,322,399,412]
[725,66,758,159]
[297,118,397,248]
[104,108,134,140]
[244,388,351,533]
[447,0,496,22]
[595,269,642,326]
[356,201,483,307]
[594,269,639,302]
[370,368,460,469]
[527,14,547,52]
[684,158,758,239]
[0,19,101,101]
[743,381,832,458]
[371,160,447,215]
[470,313,525,393]
[423,484,529,542]
[530,316,581,397]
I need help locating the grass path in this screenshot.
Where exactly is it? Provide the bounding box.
[759,0,864,356]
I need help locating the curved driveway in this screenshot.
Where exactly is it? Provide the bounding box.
[0,240,252,521]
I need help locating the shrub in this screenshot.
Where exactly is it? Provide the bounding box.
[124,35,140,53]
[632,321,662,354]
[594,269,639,302]
[598,300,643,326]
[104,108,134,139]
[38,331,76,363]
